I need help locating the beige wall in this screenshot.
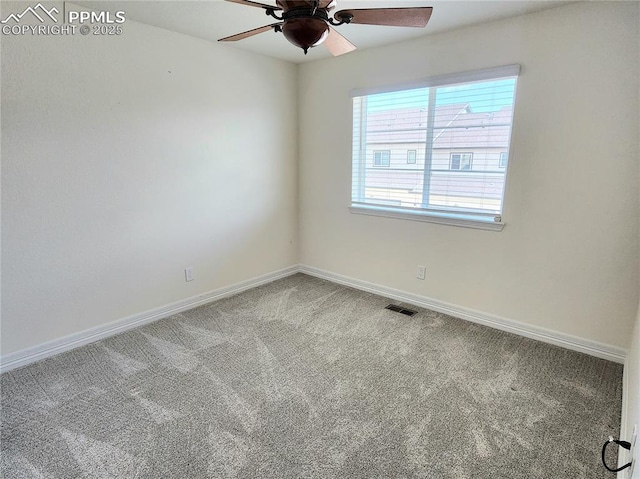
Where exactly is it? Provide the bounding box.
[0,4,298,355]
[298,2,640,349]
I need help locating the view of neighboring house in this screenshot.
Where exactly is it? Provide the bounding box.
[360,102,513,213]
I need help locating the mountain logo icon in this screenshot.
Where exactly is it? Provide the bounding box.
[1,3,59,24]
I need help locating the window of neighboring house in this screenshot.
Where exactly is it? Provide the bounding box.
[450,153,472,170]
[373,150,390,167]
[499,152,508,168]
[350,65,519,231]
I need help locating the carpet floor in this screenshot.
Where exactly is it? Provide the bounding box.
[1,273,623,478]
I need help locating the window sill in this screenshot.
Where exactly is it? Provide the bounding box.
[349,205,505,231]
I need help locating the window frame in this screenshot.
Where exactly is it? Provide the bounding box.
[407,150,417,164]
[372,150,391,168]
[450,152,473,171]
[499,152,508,168]
[349,64,520,232]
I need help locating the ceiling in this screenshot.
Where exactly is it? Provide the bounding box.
[75,0,577,63]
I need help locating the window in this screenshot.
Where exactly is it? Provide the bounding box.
[350,65,519,230]
[450,153,472,170]
[499,152,508,168]
[373,150,390,167]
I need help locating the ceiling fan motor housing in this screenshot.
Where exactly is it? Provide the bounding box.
[282,17,329,53]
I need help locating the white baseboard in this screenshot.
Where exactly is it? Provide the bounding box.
[298,264,627,364]
[1,263,627,373]
[0,265,299,373]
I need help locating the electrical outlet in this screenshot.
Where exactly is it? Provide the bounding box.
[185,266,194,282]
[416,265,426,280]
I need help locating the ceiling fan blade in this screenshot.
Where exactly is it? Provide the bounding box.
[219,23,283,42]
[335,7,433,28]
[225,0,282,11]
[323,26,356,56]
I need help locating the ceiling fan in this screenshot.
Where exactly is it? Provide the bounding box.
[219,0,433,56]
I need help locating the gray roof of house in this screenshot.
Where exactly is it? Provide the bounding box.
[366,104,513,148]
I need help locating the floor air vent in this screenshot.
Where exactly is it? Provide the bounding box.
[385,304,417,317]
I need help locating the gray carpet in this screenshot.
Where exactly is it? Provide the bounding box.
[1,273,623,478]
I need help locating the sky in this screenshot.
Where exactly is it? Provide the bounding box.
[365,78,517,113]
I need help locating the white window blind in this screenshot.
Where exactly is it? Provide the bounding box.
[350,65,519,229]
